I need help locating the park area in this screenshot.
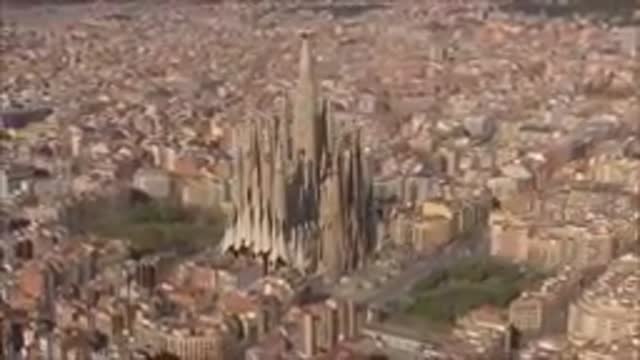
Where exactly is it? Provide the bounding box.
[406,257,544,326]
[63,189,226,256]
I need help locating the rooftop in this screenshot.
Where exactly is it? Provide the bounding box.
[581,253,640,312]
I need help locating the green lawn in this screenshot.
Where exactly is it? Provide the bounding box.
[406,257,543,325]
[64,190,225,255]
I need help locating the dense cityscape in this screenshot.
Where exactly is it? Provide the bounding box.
[0,0,639,359]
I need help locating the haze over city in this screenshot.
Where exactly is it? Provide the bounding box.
[0,0,639,359]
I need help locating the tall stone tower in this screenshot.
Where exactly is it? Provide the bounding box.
[222,33,375,279]
[292,32,322,164]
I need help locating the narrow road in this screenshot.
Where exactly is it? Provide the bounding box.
[367,238,481,306]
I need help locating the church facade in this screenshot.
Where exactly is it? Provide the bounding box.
[221,33,375,279]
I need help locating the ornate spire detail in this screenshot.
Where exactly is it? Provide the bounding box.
[293,31,321,163]
[222,32,375,279]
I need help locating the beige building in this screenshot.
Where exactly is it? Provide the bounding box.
[392,197,490,252]
[390,203,453,251]
[490,211,531,263]
[452,306,513,360]
[574,337,640,360]
[509,266,601,338]
[568,253,640,347]
[491,213,627,272]
[372,174,440,205]
[298,298,362,358]
[573,337,640,360]
[516,337,572,360]
[360,307,512,360]
[163,327,231,360]
[134,314,235,360]
[577,137,640,192]
[488,163,537,216]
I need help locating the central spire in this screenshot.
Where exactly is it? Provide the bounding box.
[293,31,321,164]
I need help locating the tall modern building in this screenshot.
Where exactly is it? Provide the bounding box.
[222,33,375,279]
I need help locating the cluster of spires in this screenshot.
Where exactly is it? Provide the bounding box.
[222,32,375,279]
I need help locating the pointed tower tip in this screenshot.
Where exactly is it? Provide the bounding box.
[294,28,317,117]
[298,31,314,68]
[299,29,314,39]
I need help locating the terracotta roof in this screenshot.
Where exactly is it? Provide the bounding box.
[166,290,197,309]
[9,291,38,312]
[464,305,507,326]
[219,292,258,315]
[171,156,202,177]
[190,267,215,290]
[18,262,43,299]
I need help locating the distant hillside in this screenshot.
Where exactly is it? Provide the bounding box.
[502,0,639,25]
[0,0,162,9]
